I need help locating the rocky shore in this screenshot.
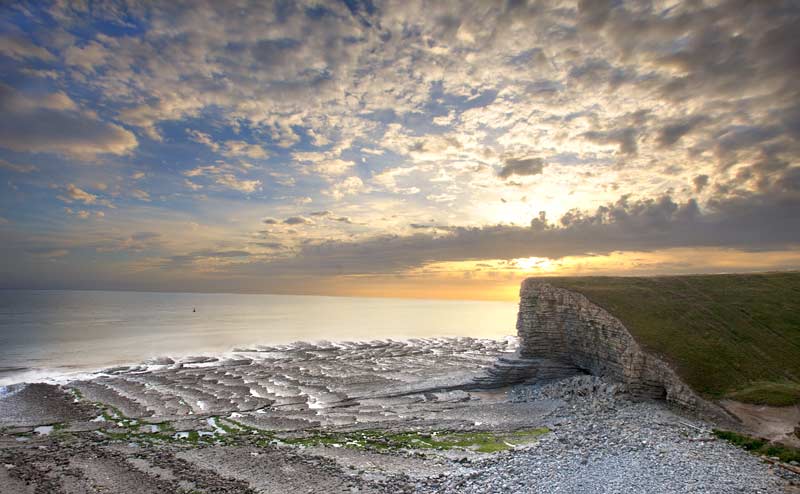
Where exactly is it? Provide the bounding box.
[1,338,797,493]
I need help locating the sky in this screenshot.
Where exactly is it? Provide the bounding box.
[0,0,798,301]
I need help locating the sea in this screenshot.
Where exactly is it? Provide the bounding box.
[0,289,517,387]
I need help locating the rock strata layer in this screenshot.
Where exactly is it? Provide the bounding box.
[515,280,702,409]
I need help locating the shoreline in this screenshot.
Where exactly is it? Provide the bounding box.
[1,337,796,493]
[0,335,518,388]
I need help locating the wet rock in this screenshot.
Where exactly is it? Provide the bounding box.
[0,383,95,428]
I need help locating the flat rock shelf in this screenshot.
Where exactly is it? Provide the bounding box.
[1,337,795,493]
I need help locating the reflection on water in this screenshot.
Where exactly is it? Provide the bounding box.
[0,289,517,385]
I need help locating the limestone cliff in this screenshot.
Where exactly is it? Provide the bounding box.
[511,279,703,409]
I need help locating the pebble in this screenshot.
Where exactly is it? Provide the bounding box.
[416,376,790,493]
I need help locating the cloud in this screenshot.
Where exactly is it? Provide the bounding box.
[96,232,162,252]
[163,249,254,267]
[214,174,261,193]
[131,189,151,202]
[26,247,68,258]
[283,216,313,225]
[309,159,356,176]
[426,193,457,203]
[372,166,423,195]
[0,159,37,173]
[246,190,800,277]
[187,130,219,151]
[262,217,280,225]
[269,172,296,187]
[183,164,261,193]
[292,148,357,177]
[188,131,268,159]
[183,179,203,191]
[0,85,137,158]
[183,166,218,178]
[327,176,365,200]
[581,128,638,155]
[63,41,108,70]
[61,184,97,205]
[305,210,352,223]
[255,242,285,250]
[693,175,710,193]
[498,158,546,179]
[656,116,707,148]
[568,59,633,89]
[577,0,614,30]
[3,1,800,291]
[221,140,268,159]
[0,34,54,60]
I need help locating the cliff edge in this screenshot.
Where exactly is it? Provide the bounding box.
[515,280,703,409]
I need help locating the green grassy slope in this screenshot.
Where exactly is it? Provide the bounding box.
[542,272,800,404]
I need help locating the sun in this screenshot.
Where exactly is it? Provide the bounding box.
[513,257,554,272]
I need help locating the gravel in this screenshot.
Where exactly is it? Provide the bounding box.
[416,376,791,493]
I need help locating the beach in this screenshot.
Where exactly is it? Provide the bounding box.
[1,337,794,493]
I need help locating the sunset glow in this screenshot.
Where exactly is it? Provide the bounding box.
[1,1,798,300]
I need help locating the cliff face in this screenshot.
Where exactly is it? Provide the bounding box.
[516,280,702,409]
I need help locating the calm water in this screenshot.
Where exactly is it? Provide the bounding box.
[0,290,518,385]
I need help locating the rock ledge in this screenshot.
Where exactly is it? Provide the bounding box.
[513,280,703,409]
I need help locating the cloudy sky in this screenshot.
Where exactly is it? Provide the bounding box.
[0,0,798,300]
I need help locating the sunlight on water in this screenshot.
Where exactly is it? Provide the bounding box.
[0,290,517,385]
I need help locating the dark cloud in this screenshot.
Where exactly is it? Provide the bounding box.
[0,84,137,157]
[165,250,253,267]
[582,128,638,155]
[255,242,284,250]
[643,2,800,104]
[95,232,163,253]
[306,211,352,223]
[577,0,614,30]
[131,232,161,241]
[656,116,707,147]
[568,59,633,89]
[498,158,546,179]
[251,38,302,69]
[262,218,280,225]
[232,186,800,277]
[284,216,313,225]
[692,175,709,193]
[715,125,782,166]
[0,33,54,60]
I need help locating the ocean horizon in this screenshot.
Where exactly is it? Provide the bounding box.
[0,289,517,386]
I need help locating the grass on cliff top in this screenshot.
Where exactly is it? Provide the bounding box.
[726,381,800,407]
[541,272,800,403]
